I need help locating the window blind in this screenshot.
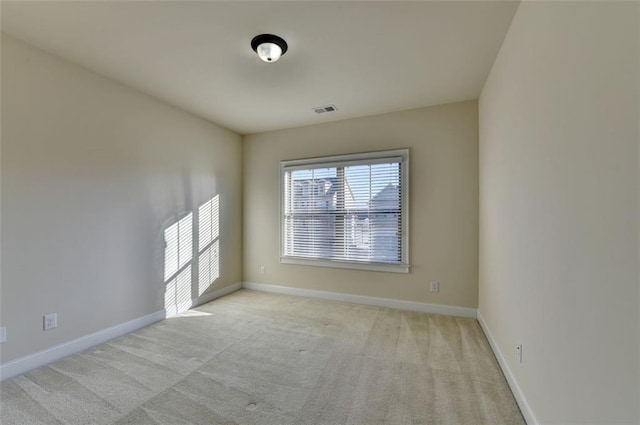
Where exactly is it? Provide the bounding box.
[281,150,408,271]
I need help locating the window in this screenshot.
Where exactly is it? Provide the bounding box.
[281,149,409,273]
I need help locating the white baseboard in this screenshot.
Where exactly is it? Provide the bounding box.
[477,310,538,425]
[165,281,242,317]
[0,310,165,382]
[195,281,242,307]
[242,281,477,319]
[0,282,242,381]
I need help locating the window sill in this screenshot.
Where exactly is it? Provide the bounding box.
[280,256,410,273]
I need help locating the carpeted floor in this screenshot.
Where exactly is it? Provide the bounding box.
[0,289,525,425]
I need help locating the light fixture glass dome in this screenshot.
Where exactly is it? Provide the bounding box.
[251,34,288,64]
[256,42,282,63]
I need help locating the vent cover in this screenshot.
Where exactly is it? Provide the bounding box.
[313,104,337,114]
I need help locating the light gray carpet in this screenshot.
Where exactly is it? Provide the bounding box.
[0,289,525,425]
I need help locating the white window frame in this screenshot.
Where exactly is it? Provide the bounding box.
[280,149,410,273]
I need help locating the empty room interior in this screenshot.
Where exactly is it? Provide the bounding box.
[1,1,639,424]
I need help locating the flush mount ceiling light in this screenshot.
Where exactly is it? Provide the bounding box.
[251,34,288,63]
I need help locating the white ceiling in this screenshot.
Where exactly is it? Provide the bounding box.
[1,1,519,135]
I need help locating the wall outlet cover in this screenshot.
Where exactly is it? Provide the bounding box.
[44,313,57,331]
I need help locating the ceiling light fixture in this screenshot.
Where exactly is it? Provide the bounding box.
[251,34,288,63]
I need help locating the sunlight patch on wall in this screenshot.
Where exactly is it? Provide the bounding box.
[198,240,219,296]
[162,195,221,316]
[198,195,219,250]
[164,265,192,317]
[164,213,193,281]
[198,195,220,296]
[164,213,193,316]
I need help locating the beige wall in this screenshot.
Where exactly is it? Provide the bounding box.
[0,35,242,363]
[243,101,478,309]
[479,2,639,424]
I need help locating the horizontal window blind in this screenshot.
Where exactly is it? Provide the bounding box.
[282,150,408,270]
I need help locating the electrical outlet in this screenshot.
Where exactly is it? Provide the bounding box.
[0,326,6,343]
[44,313,57,331]
[516,343,523,363]
[430,281,439,292]
[260,265,266,274]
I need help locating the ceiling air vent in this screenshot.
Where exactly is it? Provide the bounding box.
[313,104,338,114]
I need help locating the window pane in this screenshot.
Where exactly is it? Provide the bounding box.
[344,163,400,263]
[289,168,337,213]
[282,150,407,269]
